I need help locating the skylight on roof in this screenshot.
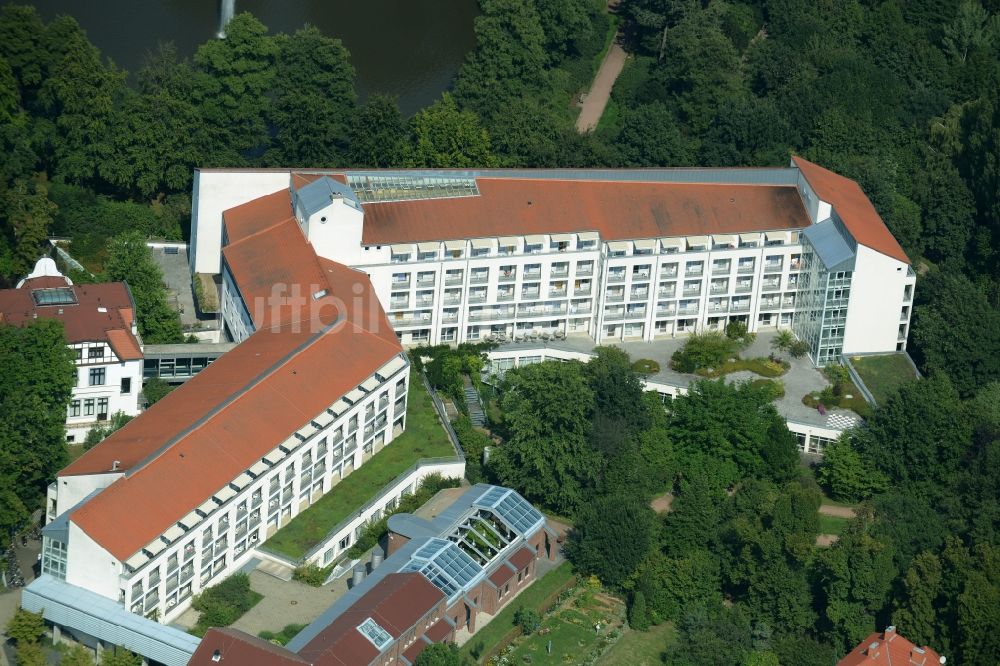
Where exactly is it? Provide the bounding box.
[347,174,480,203]
[474,487,544,536]
[31,287,77,306]
[404,538,483,600]
[357,617,393,650]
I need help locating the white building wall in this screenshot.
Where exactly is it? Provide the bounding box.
[190,171,293,274]
[219,267,255,344]
[52,472,123,520]
[65,523,123,601]
[66,345,142,442]
[842,246,914,355]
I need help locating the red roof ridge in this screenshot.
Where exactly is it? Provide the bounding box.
[792,156,910,264]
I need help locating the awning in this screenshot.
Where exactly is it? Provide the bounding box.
[231,473,253,490]
[470,238,493,250]
[550,233,574,244]
[739,232,762,244]
[312,411,335,429]
[214,486,237,504]
[765,230,790,243]
[345,388,366,404]
[633,239,656,251]
[390,243,412,255]
[523,235,545,245]
[607,241,630,252]
[417,242,439,253]
[361,377,381,392]
[143,539,166,557]
[197,498,218,516]
[162,525,185,543]
[329,399,350,416]
[248,461,270,477]
[125,552,149,570]
[263,446,286,465]
[686,235,710,248]
[295,423,317,440]
[578,231,599,242]
[498,236,519,247]
[660,237,684,250]
[376,356,407,380]
[444,240,466,251]
[179,511,202,530]
[713,234,736,246]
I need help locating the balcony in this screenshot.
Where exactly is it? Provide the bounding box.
[782,298,795,308]
[442,293,461,305]
[625,307,647,319]
[677,305,699,315]
[710,284,729,295]
[605,291,625,303]
[737,264,755,274]
[415,297,434,308]
[661,268,678,278]
[470,272,489,285]
[604,310,626,321]
[762,280,781,292]
[551,266,570,278]
[523,269,542,280]
[707,303,729,313]
[469,308,515,322]
[735,282,753,294]
[764,261,783,271]
[518,306,567,319]
[656,305,676,316]
[521,289,540,300]
[731,301,751,313]
[391,278,411,290]
[548,287,567,298]
[497,290,515,302]
[683,287,701,297]
[608,272,626,284]
[632,271,652,282]
[711,264,731,275]
[576,264,594,277]
[569,304,592,315]
[685,267,704,277]
[394,314,432,327]
[498,270,517,283]
[445,274,464,286]
[760,299,781,310]
[630,290,650,301]
[574,286,592,296]
[468,292,487,304]
[389,298,409,310]
[416,276,435,287]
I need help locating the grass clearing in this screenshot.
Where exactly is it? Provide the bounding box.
[461,562,576,663]
[264,370,456,560]
[819,513,850,536]
[597,621,676,665]
[849,353,918,405]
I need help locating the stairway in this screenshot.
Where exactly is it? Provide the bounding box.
[463,379,487,427]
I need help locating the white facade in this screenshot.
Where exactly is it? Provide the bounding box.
[65,342,143,443]
[842,245,914,355]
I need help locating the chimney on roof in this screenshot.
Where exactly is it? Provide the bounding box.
[352,563,366,587]
[112,460,120,472]
[371,545,384,570]
[211,648,222,662]
[865,641,881,658]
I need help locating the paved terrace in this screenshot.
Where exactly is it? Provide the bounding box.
[492,329,861,431]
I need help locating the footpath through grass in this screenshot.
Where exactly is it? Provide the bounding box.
[597,621,676,665]
[849,353,918,405]
[462,562,576,663]
[264,370,456,560]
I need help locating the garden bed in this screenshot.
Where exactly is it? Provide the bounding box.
[696,357,789,379]
[631,359,660,375]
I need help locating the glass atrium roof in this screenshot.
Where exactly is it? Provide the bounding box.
[357,617,393,650]
[474,487,544,536]
[347,174,480,203]
[402,538,482,600]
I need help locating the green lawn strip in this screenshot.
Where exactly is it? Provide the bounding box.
[461,562,576,663]
[511,614,598,665]
[696,357,788,379]
[818,514,850,536]
[258,623,307,646]
[849,354,918,405]
[596,622,677,665]
[265,371,456,560]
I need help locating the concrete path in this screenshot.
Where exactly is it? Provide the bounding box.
[575,41,627,133]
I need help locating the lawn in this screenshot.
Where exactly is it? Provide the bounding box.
[849,353,918,405]
[264,370,457,560]
[597,622,676,665]
[461,562,576,663]
[818,514,850,536]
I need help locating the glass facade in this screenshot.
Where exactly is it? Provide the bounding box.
[41,537,68,580]
[794,236,852,366]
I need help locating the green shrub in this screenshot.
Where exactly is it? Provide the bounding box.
[513,607,541,634]
[191,573,261,635]
[724,320,756,347]
[823,363,851,388]
[671,332,738,372]
[292,564,332,587]
[631,359,661,375]
[143,377,175,406]
[6,608,45,645]
[751,379,785,401]
[452,414,492,483]
[789,340,811,358]
[258,623,306,646]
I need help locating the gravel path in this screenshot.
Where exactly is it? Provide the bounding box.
[576,41,627,133]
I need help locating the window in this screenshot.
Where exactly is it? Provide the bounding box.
[68,400,81,417]
[75,348,83,361]
[97,398,109,418]
[121,377,132,394]
[89,368,106,386]
[89,347,103,359]
[84,399,95,416]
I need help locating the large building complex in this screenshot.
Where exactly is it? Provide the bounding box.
[188,484,555,666]
[0,258,143,442]
[27,189,425,661]
[190,157,914,365]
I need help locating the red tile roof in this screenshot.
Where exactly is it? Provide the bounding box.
[66,203,402,562]
[297,572,444,666]
[489,563,515,588]
[359,178,811,245]
[188,628,310,666]
[402,638,429,664]
[0,279,141,360]
[837,627,942,666]
[792,156,910,264]
[424,618,453,643]
[509,546,535,571]
[223,189,294,245]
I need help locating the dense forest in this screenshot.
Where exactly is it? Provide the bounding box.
[0,0,998,661]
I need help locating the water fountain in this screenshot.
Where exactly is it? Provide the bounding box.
[217,0,235,38]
